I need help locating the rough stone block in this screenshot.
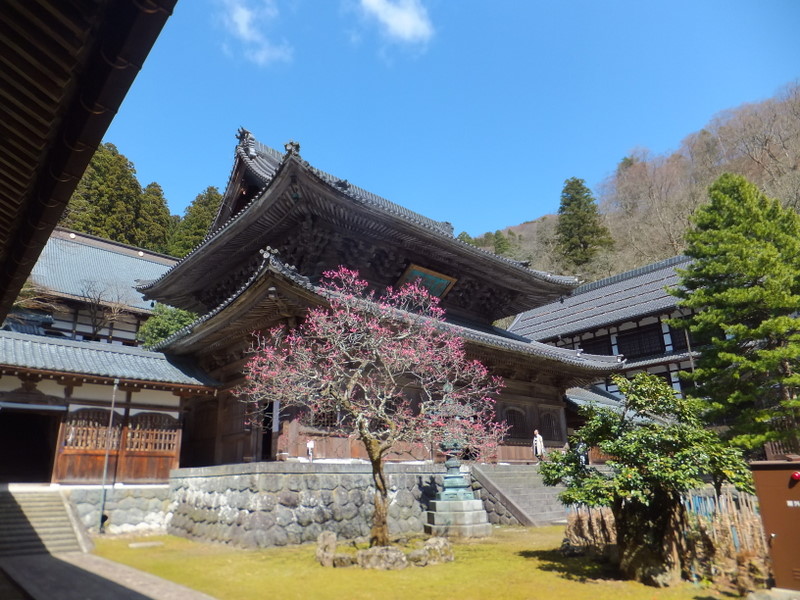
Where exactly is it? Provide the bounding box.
[316,531,337,567]
[278,490,300,508]
[296,507,314,527]
[275,506,294,527]
[250,510,276,531]
[356,546,408,570]
[348,489,364,507]
[332,553,355,568]
[300,491,319,508]
[286,475,304,492]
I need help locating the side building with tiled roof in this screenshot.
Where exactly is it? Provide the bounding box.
[509,256,695,398]
[4,227,178,346]
[0,230,217,485]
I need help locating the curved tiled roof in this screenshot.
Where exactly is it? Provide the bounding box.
[565,385,625,411]
[0,330,216,387]
[509,256,691,341]
[270,140,577,287]
[157,251,622,374]
[32,229,176,312]
[138,133,579,303]
[151,249,315,352]
[565,385,665,424]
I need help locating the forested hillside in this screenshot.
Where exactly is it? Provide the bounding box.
[464,83,800,281]
[59,143,222,258]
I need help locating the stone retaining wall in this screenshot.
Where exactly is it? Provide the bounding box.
[66,485,172,534]
[168,462,448,548]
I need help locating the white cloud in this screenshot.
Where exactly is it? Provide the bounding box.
[218,0,292,66]
[359,0,434,44]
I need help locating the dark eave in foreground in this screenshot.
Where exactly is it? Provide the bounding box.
[0,0,176,320]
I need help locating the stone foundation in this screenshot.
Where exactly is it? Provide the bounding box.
[66,485,172,534]
[168,462,447,548]
[424,499,492,537]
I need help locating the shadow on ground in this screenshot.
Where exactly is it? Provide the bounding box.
[517,549,622,583]
[0,555,154,600]
[517,549,741,600]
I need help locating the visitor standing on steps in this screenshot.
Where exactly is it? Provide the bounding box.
[531,429,545,461]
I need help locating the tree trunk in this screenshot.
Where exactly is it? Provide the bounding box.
[613,493,687,587]
[364,438,390,546]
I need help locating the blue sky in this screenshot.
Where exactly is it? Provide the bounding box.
[106,0,800,237]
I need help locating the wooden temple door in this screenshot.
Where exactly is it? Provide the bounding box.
[54,409,180,483]
[117,412,181,482]
[54,409,122,483]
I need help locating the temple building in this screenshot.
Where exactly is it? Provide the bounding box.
[137,130,624,467]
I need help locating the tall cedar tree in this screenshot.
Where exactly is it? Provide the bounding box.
[60,143,174,252]
[61,143,141,242]
[137,183,173,254]
[540,373,751,587]
[237,267,506,547]
[671,174,800,452]
[555,177,613,270]
[167,186,223,258]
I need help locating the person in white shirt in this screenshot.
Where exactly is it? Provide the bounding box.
[532,429,545,460]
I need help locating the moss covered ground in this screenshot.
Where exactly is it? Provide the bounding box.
[92,526,741,600]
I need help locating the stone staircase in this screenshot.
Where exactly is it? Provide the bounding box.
[0,490,84,556]
[471,464,568,527]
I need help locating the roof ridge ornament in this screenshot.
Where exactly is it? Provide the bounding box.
[284,140,301,156]
[237,127,257,158]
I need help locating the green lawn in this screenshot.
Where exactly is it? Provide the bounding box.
[93,526,740,600]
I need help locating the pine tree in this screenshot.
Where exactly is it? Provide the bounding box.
[167,186,223,258]
[672,174,800,451]
[555,177,613,270]
[541,373,751,587]
[456,231,475,245]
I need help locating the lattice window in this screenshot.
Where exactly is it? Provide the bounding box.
[62,409,122,450]
[503,408,528,439]
[580,335,612,356]
[311,409,341,430]
[617,324,665,359]
[126,412,179,452]
[669,326,695,352]
[540,412,561,442]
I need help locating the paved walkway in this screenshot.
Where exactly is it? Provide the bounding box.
[0,552,217,600]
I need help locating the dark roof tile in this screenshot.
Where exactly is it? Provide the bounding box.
[0,330,215,386]
[510,256,690,340]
